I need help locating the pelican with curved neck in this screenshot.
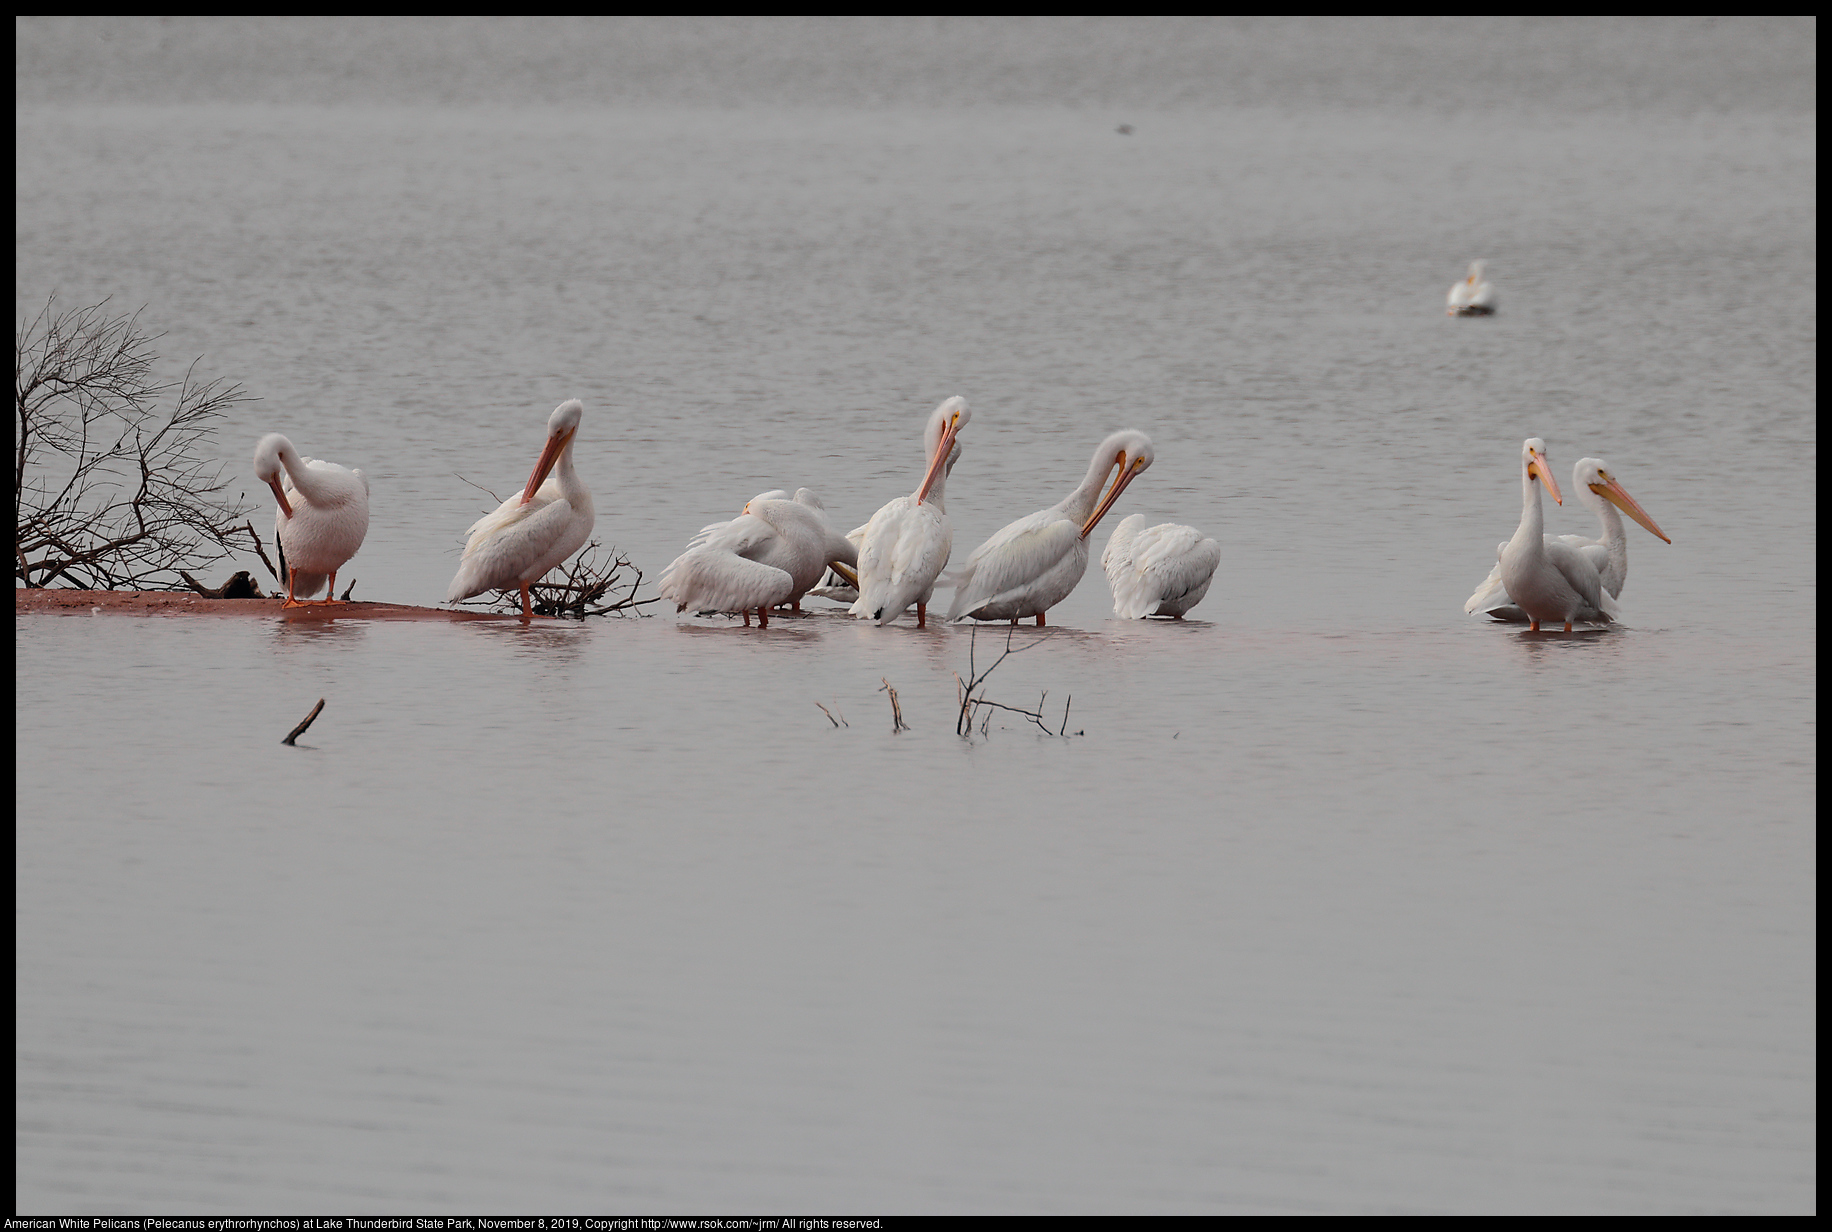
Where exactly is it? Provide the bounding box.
[850,396,972,628]
[252,432,371,608]
[947,429,1155,627]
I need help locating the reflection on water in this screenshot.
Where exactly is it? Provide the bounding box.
[15,16,1815,1217]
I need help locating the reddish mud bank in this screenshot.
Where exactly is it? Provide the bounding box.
[15,589,522,621]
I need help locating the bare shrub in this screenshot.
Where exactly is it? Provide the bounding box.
[15,295,257,590]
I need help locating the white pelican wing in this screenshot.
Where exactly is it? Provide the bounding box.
[946,512,1084,623]
[658,544,794,615]
[1113,523,1221,618]
[447,488,585,602]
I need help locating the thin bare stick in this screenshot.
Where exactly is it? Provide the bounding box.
[880,677,909,732]
[452,473,506,504]
[815,701,844,728]
[282,698,325,746]
[233,520,282,583]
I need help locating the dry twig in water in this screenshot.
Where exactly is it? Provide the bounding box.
[954,625,1081,738]
[282,698,325,746]
[815,701,848,728]
[880,678,909,732]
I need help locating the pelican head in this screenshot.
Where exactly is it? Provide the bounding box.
[253,432,295,518]
[1575,457,1670,543]
[1468,260,1488,285]
[523,399,584,505]
[1081,430,1156,538]
[914,395,971,505]
[1522,437,1562,506]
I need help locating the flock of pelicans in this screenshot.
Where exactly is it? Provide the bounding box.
[247,262,1669,633]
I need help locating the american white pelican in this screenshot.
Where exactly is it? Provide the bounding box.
[807,441,960,606]
[948,430,1154,626]
[446,399,595,619]
[1447,260,1497,316]
[1466,456,1670,622]
[850,396,971,628]
[659,489,859,627]
[252,433,370,607]
[1486,437,1621,632]
[1101,514,1221,619]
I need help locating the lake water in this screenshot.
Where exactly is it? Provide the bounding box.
[14,17,1816,1214]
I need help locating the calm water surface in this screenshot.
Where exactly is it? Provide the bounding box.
[15,17,1815,1214]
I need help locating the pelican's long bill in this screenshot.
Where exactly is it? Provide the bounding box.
[1592,473,1671,543]
[1528,447,1564,506]
[913,410,964,506]
[267,477,294,519]
[521,426,577,506]
[1080,452,1146,539]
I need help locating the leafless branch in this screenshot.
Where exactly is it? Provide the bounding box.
[954,625,1081,739]
[15,294,255,590]
[880,677,909,732]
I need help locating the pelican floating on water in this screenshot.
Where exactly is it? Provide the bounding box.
[948,430,1153,626]
[659,489,858,627]
[1100,514,1221,619]
[1466,456,1670,623]
[850,396,970,628]
[1484,437,1621,632]
[252,433,370,607]
[1447,260,1497,317]
[446,399,595,619]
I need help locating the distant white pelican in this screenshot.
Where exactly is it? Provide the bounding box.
[252,433,370,607]
[948,430,1154,626]
[446,399,595,619]
[1466,456,1670,622]
[1447,260,1497,316]
[1101,514,1221,619]
[850,396,970,628]
[659,489,858,627]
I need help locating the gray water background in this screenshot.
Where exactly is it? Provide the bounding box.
[15,17,1815,1213]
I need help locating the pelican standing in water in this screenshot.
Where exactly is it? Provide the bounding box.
[659,489,858,626]
[1466,456,1670,622]
[807,441,959,606]
[252,433,370,608]
[446,399,595,619]
[1488,437,1621,632]
[1447,260,1497,316]
[948,430,1154,626]
[1101,514,1221,619]
[850,396,970,627]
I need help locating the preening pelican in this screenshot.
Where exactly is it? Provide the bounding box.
[252,433,370,607]
[1447,260,1497,316]
[659,489,858,627]
[446,399,595,619]
[1485,437,1621,632]
[948,430,1154,626]
[1466,456,1670,622]
[1101,514,1221,619]
[850,396,971,627]
[808,441,960,606]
